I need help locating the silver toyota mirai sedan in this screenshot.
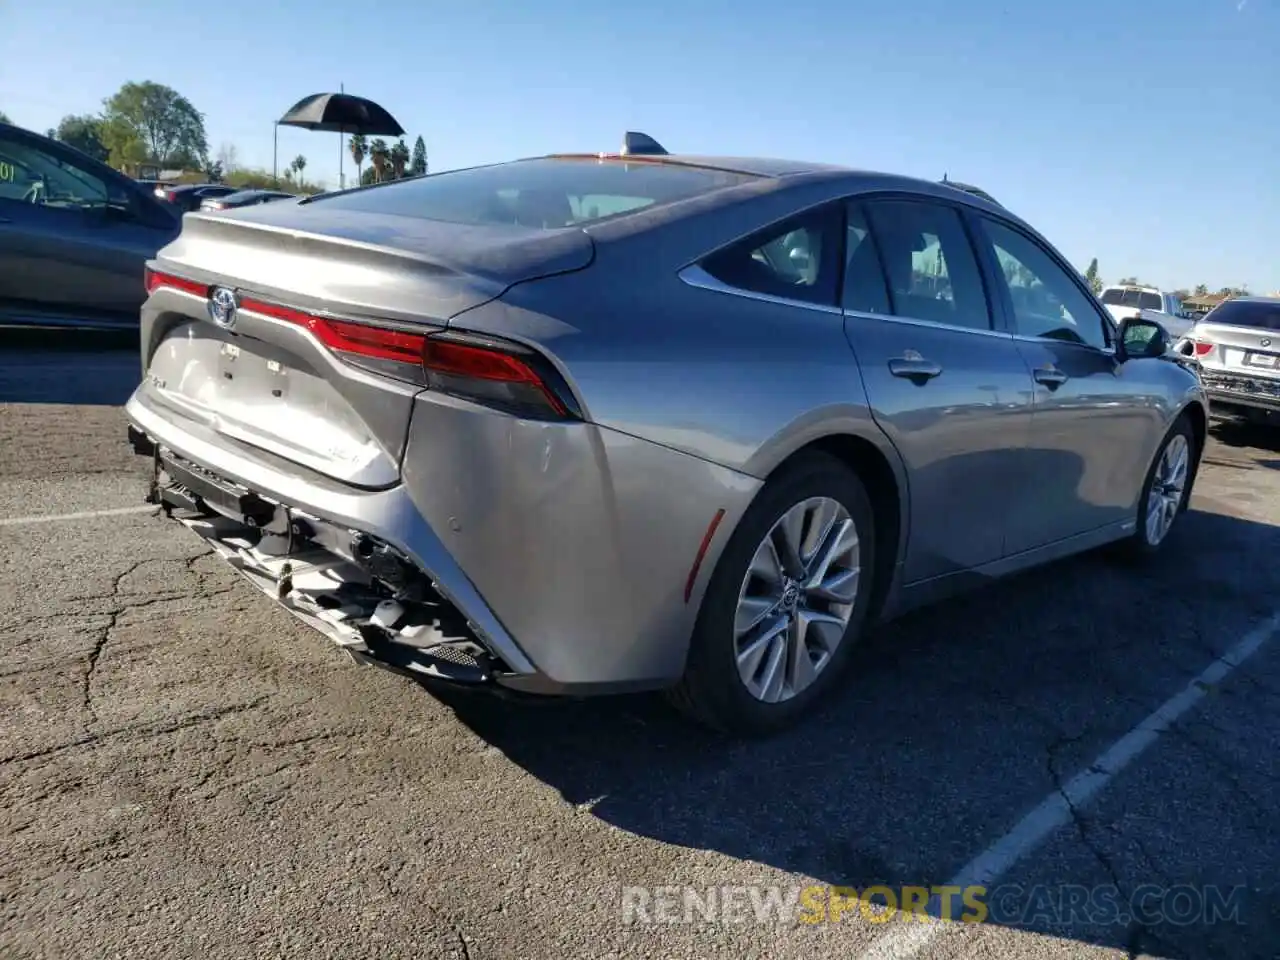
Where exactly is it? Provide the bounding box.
[126,133,1207,735]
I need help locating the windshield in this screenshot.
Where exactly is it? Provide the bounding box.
[1203,299,1280,332]
[310,157,759,228]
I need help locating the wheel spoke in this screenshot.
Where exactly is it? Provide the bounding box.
[786,616,816,694]
[747,536,784,587]
[757,634,787,703]
[773,503,808,579]
[803,518,858,590]
[810,567,860,604]
[799,498,838,566]
[734,595,776,637]
[736,615,788,683]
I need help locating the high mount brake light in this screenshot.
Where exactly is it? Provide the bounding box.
[421,334,575,420]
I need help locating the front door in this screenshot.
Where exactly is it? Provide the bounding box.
[842,198,1036,584]
[971,215,1164,551]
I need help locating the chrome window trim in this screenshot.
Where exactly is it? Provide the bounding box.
[845,309,1013,341]
[677,263,843,316]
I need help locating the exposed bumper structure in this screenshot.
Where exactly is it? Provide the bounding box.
[1201,372,1280,417]
[126,384,760,696]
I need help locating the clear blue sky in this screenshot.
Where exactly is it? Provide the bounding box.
[2,0,1276,293]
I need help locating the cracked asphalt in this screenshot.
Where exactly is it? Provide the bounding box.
[2,332,1279,960]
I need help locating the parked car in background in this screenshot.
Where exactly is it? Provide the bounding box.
[1175,297,1280,425]
[127,133,1207,735]
[1100,284,1195,339]
[0,122,181,329]
[155,183,240,213]
[199,189,296,212]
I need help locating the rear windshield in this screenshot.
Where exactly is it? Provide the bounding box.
[309,157,758,228]
[1203,299,1280,331]
[1100,288,1162,310]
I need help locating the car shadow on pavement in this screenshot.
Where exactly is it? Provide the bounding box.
[0,328,139,406]
[436,506,1280,959]
[1208,418,1280,457]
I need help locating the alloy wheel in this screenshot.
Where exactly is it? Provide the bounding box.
[1145,433,1189,546]
[733,496,861,703]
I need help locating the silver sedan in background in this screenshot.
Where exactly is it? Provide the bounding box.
[126,134,1207,735]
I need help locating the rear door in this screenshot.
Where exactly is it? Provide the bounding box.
[971,215,1161,549]
[841,197,1035,583]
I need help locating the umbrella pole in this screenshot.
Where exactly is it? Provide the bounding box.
[339,125,345,190]
[272,123,278,186]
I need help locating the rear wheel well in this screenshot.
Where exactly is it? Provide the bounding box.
[776,434,902,622]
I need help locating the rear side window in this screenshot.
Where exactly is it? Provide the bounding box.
[1204,300,1280,331]
[1101,288,1162,310]
[864,199,992,331]
[311,157,757,229]
[701,205,842,307]
[1139,291,1162,310]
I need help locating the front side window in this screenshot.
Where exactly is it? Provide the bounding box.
[311,156,758,229]
[701,205,841,306]
[864,199,991,331]
[0,133,127,213]
[978,218,1108,349]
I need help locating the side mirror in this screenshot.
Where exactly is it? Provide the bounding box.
[1116,316,1168,362]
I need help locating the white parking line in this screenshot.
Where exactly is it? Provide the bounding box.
[857,611,1280,960]
[0,505,155,528]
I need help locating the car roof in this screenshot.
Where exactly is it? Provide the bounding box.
[1226,296,1280,305]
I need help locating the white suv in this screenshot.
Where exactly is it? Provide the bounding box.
[1099,285,1195,340]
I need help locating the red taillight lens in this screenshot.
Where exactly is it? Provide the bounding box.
[145,269,208,297]
[422,335,574,419]
[238,297,427,376]
[1192,341,1215,357]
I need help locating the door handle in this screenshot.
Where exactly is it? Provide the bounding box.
[1034,365,1069,389]
[888,356,943,382]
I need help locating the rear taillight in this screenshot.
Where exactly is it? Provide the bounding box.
[421,332,578,420]
[145,269,208,297]
[1192,341,1215,357]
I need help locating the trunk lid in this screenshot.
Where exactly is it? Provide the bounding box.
[141,206,593,487]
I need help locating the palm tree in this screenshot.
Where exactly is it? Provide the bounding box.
[292,155,307,183]
[390,139,410,180]
[369,138,389,183]
[349,134,367,186]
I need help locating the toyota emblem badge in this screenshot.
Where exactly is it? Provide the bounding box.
[208,286,239,331]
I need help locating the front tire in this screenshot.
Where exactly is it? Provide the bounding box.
[668,452,877,736]
[1123,416,1196,557]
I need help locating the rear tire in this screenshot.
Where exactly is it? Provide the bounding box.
[668,452,877,736]
[1120,415,1196,559]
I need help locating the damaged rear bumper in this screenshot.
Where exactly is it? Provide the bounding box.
[125,422,539,693]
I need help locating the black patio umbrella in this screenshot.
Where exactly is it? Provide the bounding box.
[274,92,405,189]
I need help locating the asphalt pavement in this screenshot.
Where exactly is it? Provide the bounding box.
[2,333,1279,959]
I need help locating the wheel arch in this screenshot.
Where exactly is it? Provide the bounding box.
[739,425,908,624]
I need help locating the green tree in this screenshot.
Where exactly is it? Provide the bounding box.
[54,114,108,162]
[1119,276,1140,285]
[102,81,208,169]
[411,135,427,176]
[1194,283,1209,297]
[369,138,389,182]
[100,114,149,174]
[390,138,410,179]
[292,154,307,179]
[348,134,367,186]
[1084,258,1102,294]
[204,159,224,182]
[0,110,11,124]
